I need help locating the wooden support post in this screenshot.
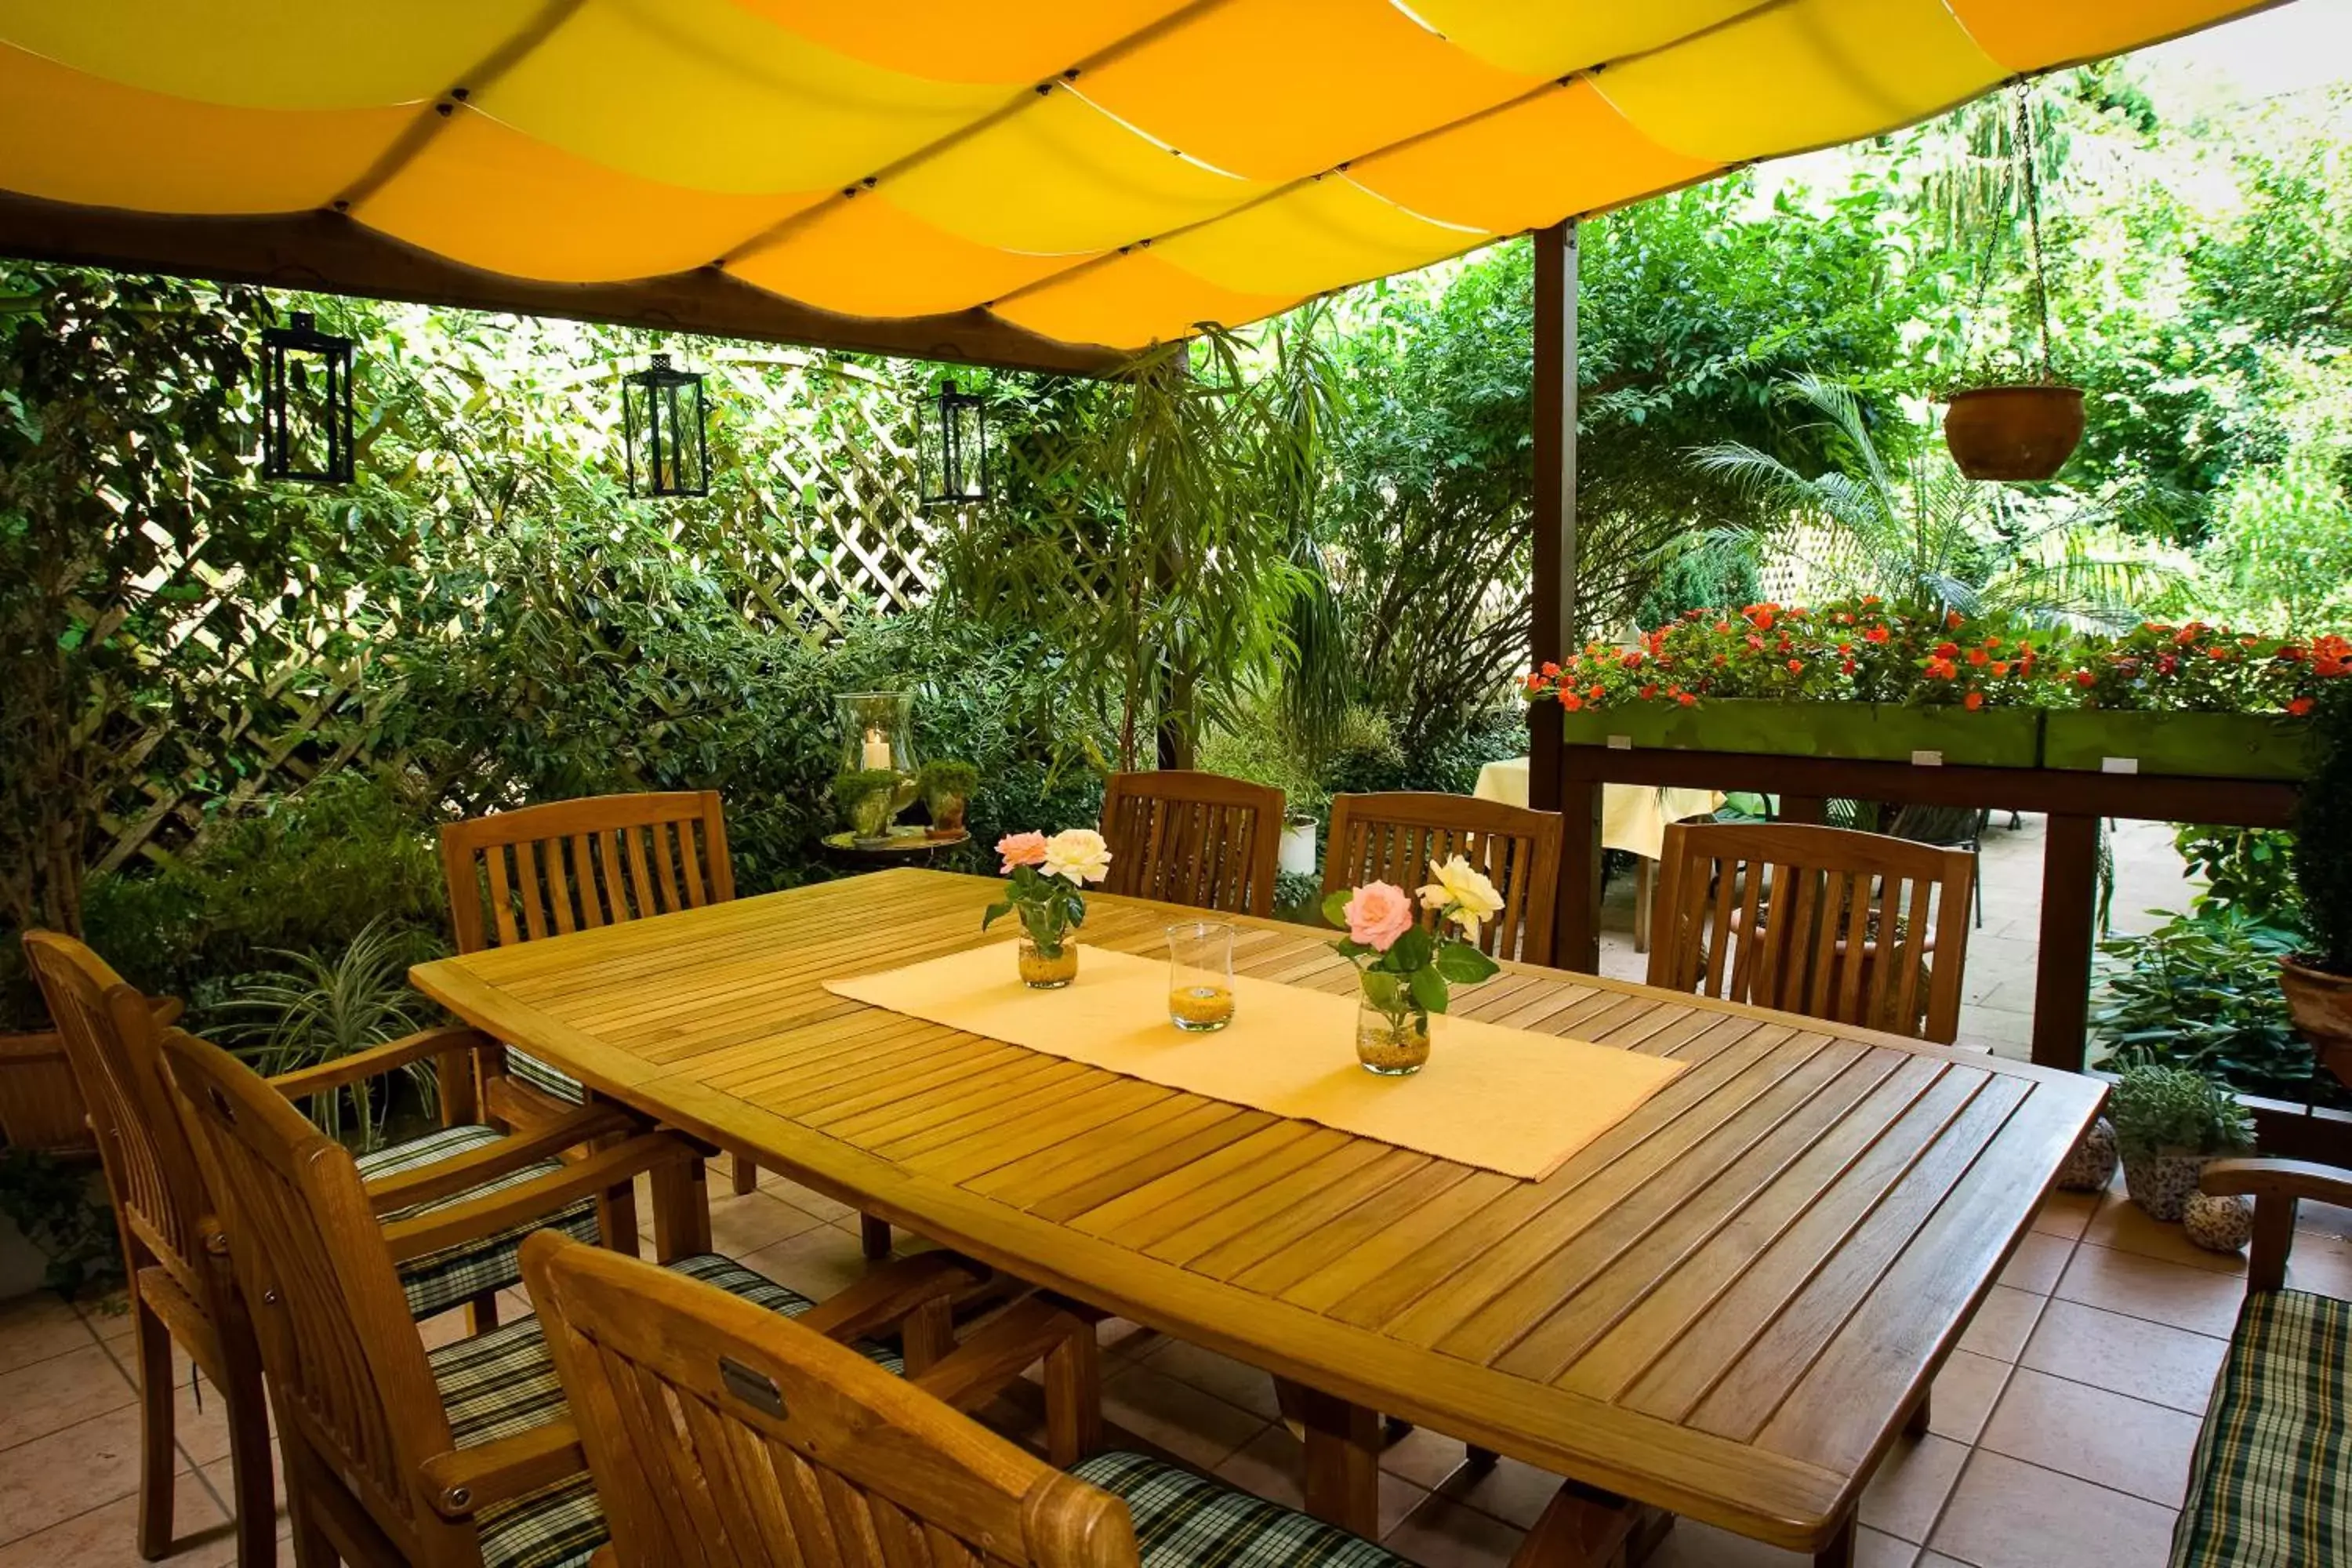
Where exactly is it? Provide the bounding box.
[1530,218,1584,967]
[1286,1381,1381,1537]
[2034,814,2100,1070]
[1813,1512,1857,1568]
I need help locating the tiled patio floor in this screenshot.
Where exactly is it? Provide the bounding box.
[6,1156,2350,1567]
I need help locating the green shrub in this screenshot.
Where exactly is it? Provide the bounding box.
[2173,824,2302,928]
[2296,682,2352,974]
[2107,1064,2255,1159]
[2093,907,2333,1105]
[0,1149,119,1296]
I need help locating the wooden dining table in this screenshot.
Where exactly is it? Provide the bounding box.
[411,866,2103,1566]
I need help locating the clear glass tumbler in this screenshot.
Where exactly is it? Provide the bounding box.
[1167,920,1236,1032]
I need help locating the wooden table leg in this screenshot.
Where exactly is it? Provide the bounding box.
[1905,1388,1931,1440]
[1633,856,1654,954]
[1812,1512,1857,1568]
[860,1213,894,1260]
[650,1157,710,1262]
[2033,813,2100,1072]
[1284,1381,1381,1538]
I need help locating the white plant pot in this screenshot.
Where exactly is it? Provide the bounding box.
[1279,818,1319,878]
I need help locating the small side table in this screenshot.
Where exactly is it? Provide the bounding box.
[822,827,971,869]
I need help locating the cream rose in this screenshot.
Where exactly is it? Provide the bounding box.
[1418,855,1504,944]
[1041,826,1112,885]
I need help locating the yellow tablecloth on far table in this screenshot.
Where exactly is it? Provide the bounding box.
[825,941,1686,1183]
[1472,757,1721,862]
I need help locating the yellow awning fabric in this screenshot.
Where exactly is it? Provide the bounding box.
[0,0,2281,366]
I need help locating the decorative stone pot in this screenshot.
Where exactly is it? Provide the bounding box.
[925,789,968,840]
[2054,1118,2119,1192]
[1943,384,2085,481]
[2281,956,2352,1090]
[2183,1192,2254,1254]
[2122,1145,2212,1222]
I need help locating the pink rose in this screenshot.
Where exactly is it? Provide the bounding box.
[996,831,1048,873]
[1344,881,1416,951]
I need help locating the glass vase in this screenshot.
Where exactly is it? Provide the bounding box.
[835,690,919,812]
[1167,920,1236,1032]
[1356,1000,1430,1076]
[1018,937,1078,989]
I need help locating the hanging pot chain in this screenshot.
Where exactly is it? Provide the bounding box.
[2014,83,2056,381]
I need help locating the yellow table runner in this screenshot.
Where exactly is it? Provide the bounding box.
[825,942,1687,1182]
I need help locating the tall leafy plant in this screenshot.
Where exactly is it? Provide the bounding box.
[2296,682,2352,975]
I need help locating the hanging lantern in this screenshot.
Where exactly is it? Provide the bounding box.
[622,353,710,498]
[259,310,354,485]
[917,378,987,506]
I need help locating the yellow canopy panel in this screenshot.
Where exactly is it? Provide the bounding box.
[0,0,2279,369]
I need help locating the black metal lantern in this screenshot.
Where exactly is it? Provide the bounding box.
[622,353,710,498]
[917,378,987,506]
[259,310,354,485]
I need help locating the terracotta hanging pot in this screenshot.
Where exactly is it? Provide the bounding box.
[2281,955,2352,1090]
[1943,384,2085,481]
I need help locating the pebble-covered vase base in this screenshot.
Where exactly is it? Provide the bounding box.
[2123,1150,2211,1223]
[2055,1119,2120,1192]
[2183,1191,2254,1254]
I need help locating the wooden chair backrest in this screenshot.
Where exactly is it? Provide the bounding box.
[1647,822,1976,1044]
[1097,771,1283,919]
[521,1232,1139,1568]
[1321,793,1563,962]
[438,791,735,955]
[161,1025,466,1565]
[20,931,214,1305]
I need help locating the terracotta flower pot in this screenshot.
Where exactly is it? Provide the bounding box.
[2281,956,2352,1090]
[1943,384,2085,481]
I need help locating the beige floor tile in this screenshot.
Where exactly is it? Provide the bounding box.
[2055,1243,2249,1338]
[1214,1425,1427,1538]
[0,1294,96,1377]
[74,1290,136,1343]
[1643,1519,1917,1566]
[0,1341,136,1450]
[1977,1367,2202,1504]
[1436,1453,1575,1530]
[1915,1555,1968,1567]
[2083,1192,2247,1276]
[1996,1231,2075,1294]
[1928,1450,2176,1568]
[2020,1298,2227,1414]
[1381,1493,1525,1568]
[1379,1422,1470,1489]
[1099,1363,1268,1471]
[1093,1316,1163,1361]
[1956,1285,2045,1362]
[198,1444,288,1541]
[0,1401,197,1546]
[2031,1191,2100,1241]
[1927,1349,2011,1445]
[2294,1200,2352,1243]
[0,1478,235,1567]
[757,1172,855,1222]
[1857,1433,1969,1543]
[1138,1338,1285,1421]
[2285,1228,2352,1298]
[734,1221,873,1301]
[704,1189,825,1257]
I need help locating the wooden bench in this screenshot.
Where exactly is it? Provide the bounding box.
[2172,1158,2352,1567]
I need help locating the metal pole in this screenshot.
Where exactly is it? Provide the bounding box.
[1529,220,1598,969]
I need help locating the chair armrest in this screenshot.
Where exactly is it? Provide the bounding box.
[2203,1156,2352,1294]
[793,1250,989,1345]
[381,1133,695,1263]
[2202,1157,2352,1207]
[361,1103,637,1214]
[148,996,185,1029]
[910,1294,1091,1412]
[420,1419,586,1520]
[267,1026,491,1102]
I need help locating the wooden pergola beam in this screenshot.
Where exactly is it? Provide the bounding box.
[0,191,1127,377]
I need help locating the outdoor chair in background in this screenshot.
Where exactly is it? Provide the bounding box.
[1647,822,1976,1044]
[1888,803,1991,927]
[1098,769,1284,919]
[20,930,646,1568]
[1323,792,1563,963]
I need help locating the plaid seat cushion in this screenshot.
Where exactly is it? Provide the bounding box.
[2172,1288,2352,1568]
[1073,1450,1407,1568]
[430,1252,902,1568]
[357,1125,600,1320]
[506,1049,586,1105]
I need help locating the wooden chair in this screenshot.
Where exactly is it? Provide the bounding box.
[1098,770,1283,919]
[1322,793,1563,963]
[19,931,639,1568]
[1646,822,1975,1044]
[438,790,775,1203]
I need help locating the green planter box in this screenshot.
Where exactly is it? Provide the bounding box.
[1559,699,2043,768]
[2042,710,2310,780]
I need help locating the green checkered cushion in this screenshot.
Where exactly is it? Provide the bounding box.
[429,1252,902,1568]
[506,1050,586,1105]
[1072,1450,1406,1568]
[357,1125,600,1321]
[2172,1288,2352,1568]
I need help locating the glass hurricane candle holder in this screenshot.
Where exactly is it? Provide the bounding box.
[1167,920,1236,1032]
[835,690,919,812]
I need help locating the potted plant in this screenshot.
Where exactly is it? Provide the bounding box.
[983,829,1112,989]
[2107,1065,2253,1221]
[2284,682,2352,1084]
[833,768,904,845]
[1323,858,1502,1076]
[916,760,978,840]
